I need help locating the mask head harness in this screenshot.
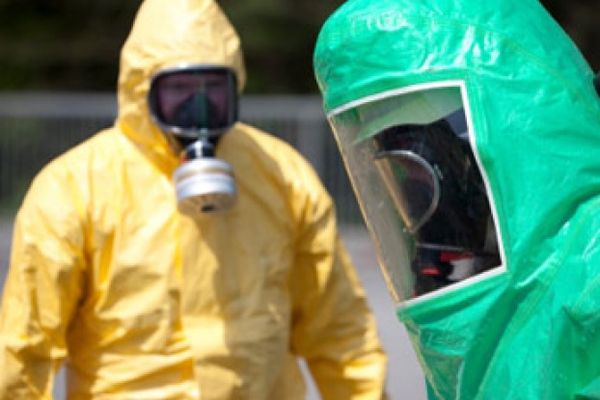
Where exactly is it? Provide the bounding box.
[148,65,239,215]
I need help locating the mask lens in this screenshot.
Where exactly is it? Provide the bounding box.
[150,67,237,133]
[374,150,440,233]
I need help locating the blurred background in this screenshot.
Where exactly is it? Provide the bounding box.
[0,0,598,93]
[0,0,598,216]
[0,0,598,399]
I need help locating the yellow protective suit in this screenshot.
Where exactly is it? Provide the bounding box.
[0,0,387,399]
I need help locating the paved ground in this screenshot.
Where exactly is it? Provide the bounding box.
[0,219,426,399]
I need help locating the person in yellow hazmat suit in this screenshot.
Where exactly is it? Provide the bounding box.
[0,0,388,399]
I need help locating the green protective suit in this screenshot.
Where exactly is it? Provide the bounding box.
[0,0,387,399]
[313,0,600,399]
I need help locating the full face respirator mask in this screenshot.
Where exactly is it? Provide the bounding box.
[372,114,501,296]
[148,65,239,215]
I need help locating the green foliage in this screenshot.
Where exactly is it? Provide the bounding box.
[220,0,343,92]
[0,0,141,90]
[541,0,600,68]
[0,0,596,93]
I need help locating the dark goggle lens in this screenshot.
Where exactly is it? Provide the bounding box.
[150,68,237,131]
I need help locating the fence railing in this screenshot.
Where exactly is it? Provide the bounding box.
[0,92,362,224]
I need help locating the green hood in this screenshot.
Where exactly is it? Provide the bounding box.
[314,0,600,399]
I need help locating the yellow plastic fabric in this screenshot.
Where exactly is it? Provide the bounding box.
[0,0,387,399]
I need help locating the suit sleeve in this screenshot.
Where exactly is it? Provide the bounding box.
[0,165,87,399]
[288,163,388,400]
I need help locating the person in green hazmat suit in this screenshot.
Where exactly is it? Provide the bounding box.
[0,0,389,399]
[313,0,600,399]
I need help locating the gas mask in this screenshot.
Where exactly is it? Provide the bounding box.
[326,84,502,302]
[148,65,239,215]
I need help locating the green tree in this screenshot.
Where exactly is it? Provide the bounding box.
[0,0,597,93]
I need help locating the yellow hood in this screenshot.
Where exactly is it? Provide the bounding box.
[116,0,246,170]
[0,2,388,399]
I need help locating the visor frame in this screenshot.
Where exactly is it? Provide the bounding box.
[327,81,507,304]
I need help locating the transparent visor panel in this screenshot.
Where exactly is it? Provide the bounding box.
[328,86,501,302]
[149,67,238,134]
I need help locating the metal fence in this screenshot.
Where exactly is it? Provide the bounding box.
[0,92,362,224]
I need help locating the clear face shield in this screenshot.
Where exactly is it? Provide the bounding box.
[148,65,239,215]
[328,85,502,303]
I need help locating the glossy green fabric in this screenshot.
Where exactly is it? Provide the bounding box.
[314,0,600,398]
